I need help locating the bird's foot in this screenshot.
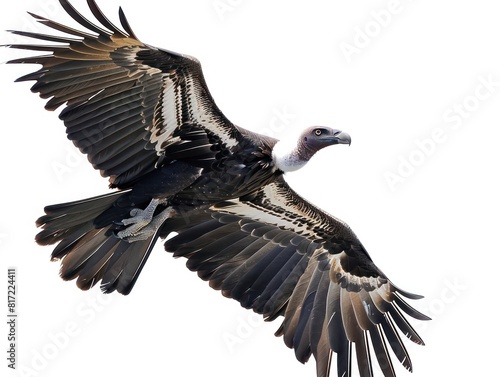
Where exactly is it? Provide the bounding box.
[116,198,173,242]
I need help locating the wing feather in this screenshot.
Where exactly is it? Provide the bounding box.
[6,0,237,188]
[87,0,130,37]
[163,176,429,376]
[369,326,396,377]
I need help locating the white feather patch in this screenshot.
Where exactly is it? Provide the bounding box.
[212,182,317,238]
[151,73,238,153]
[184,75,238,149]
[150,76,180,155]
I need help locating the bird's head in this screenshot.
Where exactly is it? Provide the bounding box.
[300,126,351,151]
[272,126,351,172]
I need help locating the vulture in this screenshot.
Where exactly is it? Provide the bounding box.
[5,1,430,376]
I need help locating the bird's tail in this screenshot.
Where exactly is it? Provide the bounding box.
[36,191,159,295]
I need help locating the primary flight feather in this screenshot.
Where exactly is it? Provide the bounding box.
[5,1,429,376]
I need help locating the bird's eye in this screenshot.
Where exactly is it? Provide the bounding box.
[314,129,322,136]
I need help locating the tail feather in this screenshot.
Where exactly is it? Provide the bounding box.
[100,235,159,294]
[36,191,159,294]
[36,191,125,246]
[50,222,95,260]
[42,191,125,216]
[37,222,93,250]
[59,227,113,279]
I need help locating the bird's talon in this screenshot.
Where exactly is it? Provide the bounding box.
[129,208,141,217]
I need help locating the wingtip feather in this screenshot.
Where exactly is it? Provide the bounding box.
[118,6,139,40]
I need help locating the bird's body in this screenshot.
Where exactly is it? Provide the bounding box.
[5,1,429,376]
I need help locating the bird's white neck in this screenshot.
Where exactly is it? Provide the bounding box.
[272,138,308,172]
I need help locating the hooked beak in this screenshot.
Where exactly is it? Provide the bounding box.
[332,130,351,146]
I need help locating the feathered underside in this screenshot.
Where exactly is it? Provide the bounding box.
[5,1,430,377]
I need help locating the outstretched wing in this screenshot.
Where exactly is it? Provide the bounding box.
[163,176,430,377]
[6,0,236,188]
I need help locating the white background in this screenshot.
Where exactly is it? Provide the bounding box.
[1,0,499,376]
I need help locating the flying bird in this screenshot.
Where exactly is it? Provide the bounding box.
[5,1,430,376]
